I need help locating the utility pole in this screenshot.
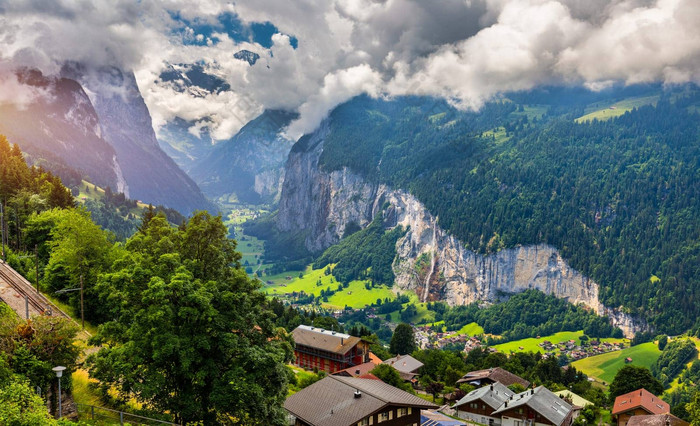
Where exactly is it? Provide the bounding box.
[0,202,5,261]
[35,245,39,292]
[80,274,84,330]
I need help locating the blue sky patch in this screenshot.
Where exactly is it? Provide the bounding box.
[169,11,298,49]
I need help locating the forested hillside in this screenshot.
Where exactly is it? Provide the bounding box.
[0,135,294,424]
[314,87,700,334]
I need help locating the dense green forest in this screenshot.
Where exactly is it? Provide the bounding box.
[313,87,700,334]
[314,216,406,285]
[651,339,697,386]
[438,289,622,341]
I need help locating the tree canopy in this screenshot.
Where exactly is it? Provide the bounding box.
[88,212,294,425]
[390,323,417,355]
[609,366,664,400]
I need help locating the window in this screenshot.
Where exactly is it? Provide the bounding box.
[358,418,370,426]
[379,412,390,422]
[398,407,408,417]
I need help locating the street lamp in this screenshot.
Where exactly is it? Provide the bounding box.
[52,366,66,419]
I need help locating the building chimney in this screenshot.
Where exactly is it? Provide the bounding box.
[490,384,494,391]
[505,401,508,407]
[531,389,535,395]
[341,337,344,345]
[354,390,362,398]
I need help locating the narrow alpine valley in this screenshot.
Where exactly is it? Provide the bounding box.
[0,2,698,425]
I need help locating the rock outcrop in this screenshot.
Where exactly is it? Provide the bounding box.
[277,120,647,337]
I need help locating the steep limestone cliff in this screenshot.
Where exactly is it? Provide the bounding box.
[277,120,647,337]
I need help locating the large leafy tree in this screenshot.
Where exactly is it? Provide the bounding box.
[88,212,294,425]
[390,322,417,355]
[25,207,117,322]
[0,304,80,394]
[688,391,700,426]
[609,365,664,400]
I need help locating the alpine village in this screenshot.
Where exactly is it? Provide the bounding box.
[0,2,699,426]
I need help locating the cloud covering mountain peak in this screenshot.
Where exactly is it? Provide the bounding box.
[0,0,698,139]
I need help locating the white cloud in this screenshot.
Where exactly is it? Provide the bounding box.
[285,64,383,139]
[0,0,698,140]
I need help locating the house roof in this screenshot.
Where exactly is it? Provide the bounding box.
[284,376,438,426]
[332,362,378,378]
[612,389,669,416]
[626,414,689,426]
[456,367,531,388]
[454,382,514,411]
[383,354,424,374]
[292,325,362,355]
[421,410,467,425]
[553,390,594,408]
[368,352,383,365]
[492,386,574,426]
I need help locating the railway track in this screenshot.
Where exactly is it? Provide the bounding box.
[0,260,68,319]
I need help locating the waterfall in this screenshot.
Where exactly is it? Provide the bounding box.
[421,219,439,302]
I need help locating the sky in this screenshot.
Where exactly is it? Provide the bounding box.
[0,0,698,140]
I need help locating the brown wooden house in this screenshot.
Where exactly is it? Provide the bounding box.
[612,389,670,426]
[292,325,370,373]
[491,386,576,426]
[284,375,438,426]
[454,382,515,425]
[457,367,530,389]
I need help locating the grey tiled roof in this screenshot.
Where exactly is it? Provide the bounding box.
[454,382,514,410]
[383,354,424,373]
[456,367,530,388]
[627,414,689,426]
[492,386,573,426]
[284,375,437,426]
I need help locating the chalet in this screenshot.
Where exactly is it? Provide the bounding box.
[332,362,378,378]
[454,382,514,425]
[553,390,593,408]
[457,367,531,389]
[492,386,576,426]
[284,375,438,426]
[292,325,370,373]
[383,354,424,382]
[553,390,593,419]
[612,389,670,426]
[626,414,689,426]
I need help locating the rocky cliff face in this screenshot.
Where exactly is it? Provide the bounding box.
[62,64,213,214]
[190,109,297,203]
[0,70,120,190]
[277,120,647,337]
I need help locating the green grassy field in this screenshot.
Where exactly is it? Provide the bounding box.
[493,331,627,355]
[511,104,548,120]
[572,342,661,384]
[263,265,397,309]
[76,180,148,216]
[384,292,437,324]
[445,322,484,338]
[326,280,395,309]
[222,205,274,275]
[263,265,336,296]
[494,331,583,354]
[575,95,659,123]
